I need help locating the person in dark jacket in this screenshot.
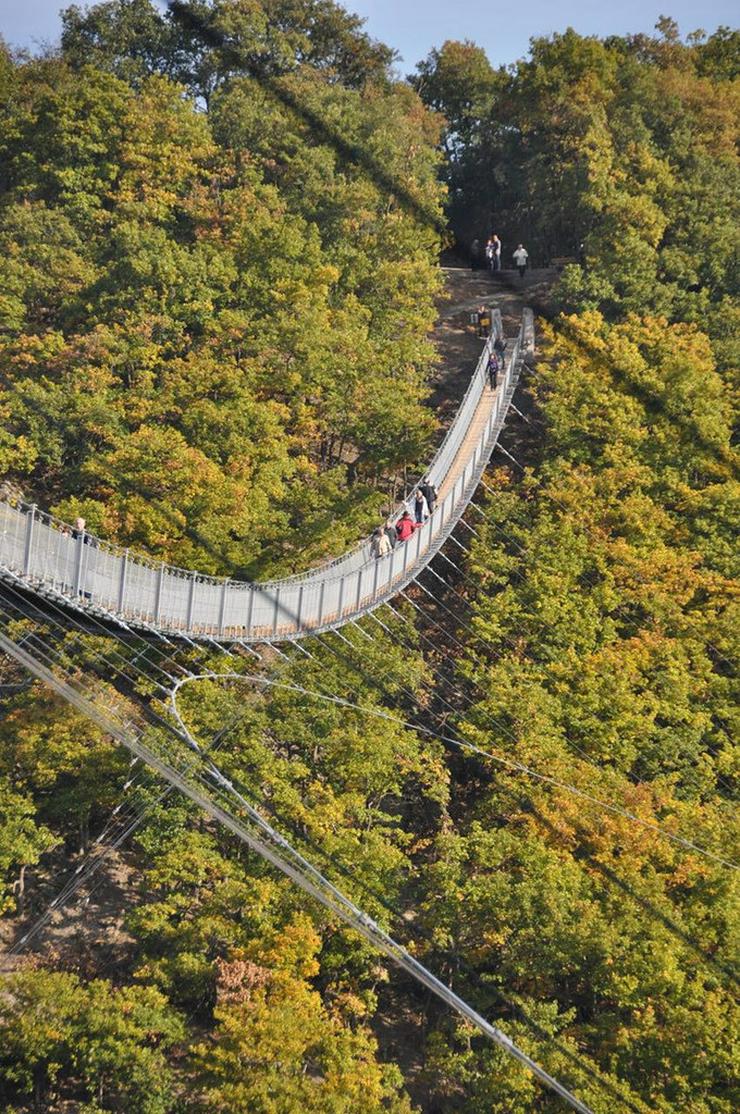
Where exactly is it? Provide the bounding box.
[384,518,397,549]
[419,478,437,514]
[488,352,499,389]
[396,511,415,542]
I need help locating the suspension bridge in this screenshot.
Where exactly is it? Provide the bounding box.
[0,308,533,642]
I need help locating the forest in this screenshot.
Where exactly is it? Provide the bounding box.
[0,2,737,1112]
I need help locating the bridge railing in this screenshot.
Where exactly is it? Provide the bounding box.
[0,309,533,642]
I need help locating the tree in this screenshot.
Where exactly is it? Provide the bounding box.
[191,918,415,1112]
[0,970,183,1112]
[0,776,57,913]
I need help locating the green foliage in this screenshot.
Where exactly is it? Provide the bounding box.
[191,921,415,1112]
[123,619,446,1011]
[0,686,128,838]
[414,23,740,356]
[61,0,397,102]
[0,776,57,914]
[1,12,738,1114]
[0,970,184,1112]
[409,20,739,1112]
[1,6,444,574]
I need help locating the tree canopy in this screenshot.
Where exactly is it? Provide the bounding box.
[0,10,738,1114]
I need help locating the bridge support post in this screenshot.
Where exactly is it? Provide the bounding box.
[218,580,227,637]
[337,575,345,619]
[317,581,325,628]
[186,574,196,631]
[296,584,304,631]
[246,584,255,636]
[23,505,36,576]
[271,588,281,637]
[73,532,85,597]
[154,564,164,624]
[118,550,129,611]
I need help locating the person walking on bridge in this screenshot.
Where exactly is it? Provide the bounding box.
[396,511,415,543]
[371,527,391,558]
[383,518,398,549]
[513,244,529,278]
[419,478,437,515]
[488,350,499,389]
[413,488,430,525]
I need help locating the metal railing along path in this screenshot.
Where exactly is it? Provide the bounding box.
[0,310,535,643]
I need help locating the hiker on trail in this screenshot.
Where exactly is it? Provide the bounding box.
[485,238,494,270]
[371,527,391,558]
[470,238,481,270]
[488,351,499,389]
[72,516,86,541]
[477,304,491,339]
[419,478,437,514]
[513,244,529,278]
[396,511,415,542]
[491,234,502,272]
[413,488,430,525]
[494,334,507,360]
[384,518,398,549]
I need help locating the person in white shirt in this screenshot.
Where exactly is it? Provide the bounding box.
[513,244,529,278]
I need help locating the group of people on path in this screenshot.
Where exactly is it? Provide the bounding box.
[370,478,438,558]
[485,234,502,271]
[470,236,529,278]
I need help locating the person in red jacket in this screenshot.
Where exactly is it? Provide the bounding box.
[396,511,415,542]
